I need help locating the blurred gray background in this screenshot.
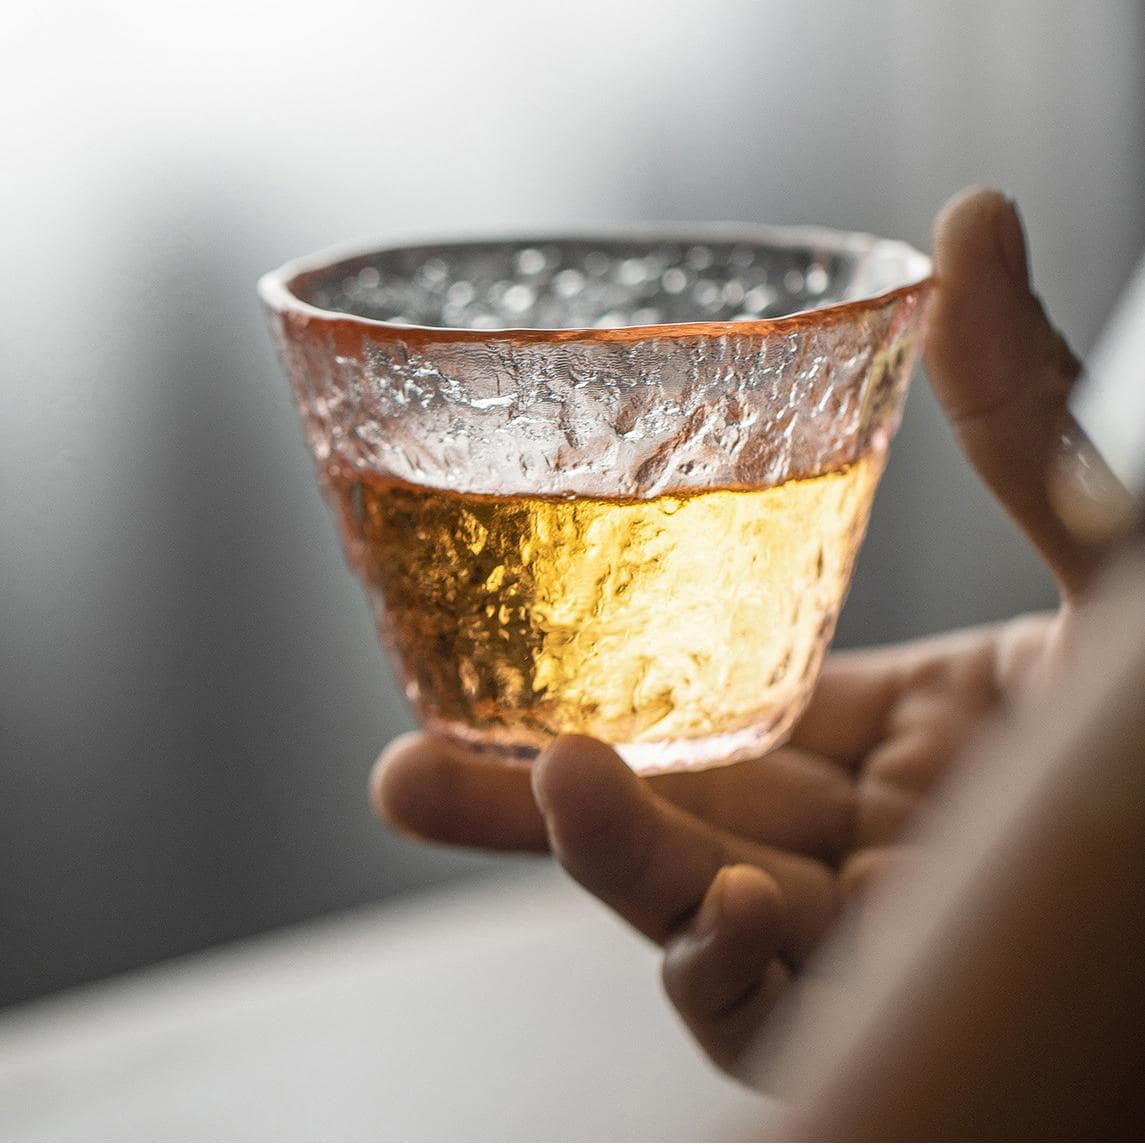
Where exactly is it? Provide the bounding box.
[2,0,1143,1009]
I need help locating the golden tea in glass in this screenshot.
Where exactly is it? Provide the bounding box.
[260,228,931,773]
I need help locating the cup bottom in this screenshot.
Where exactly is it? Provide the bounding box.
[423,710,798,776]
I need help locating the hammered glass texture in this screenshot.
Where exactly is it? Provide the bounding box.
[261,229,932,772]
[274,235,929,498]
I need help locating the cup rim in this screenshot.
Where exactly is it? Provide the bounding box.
[258,221,933,345]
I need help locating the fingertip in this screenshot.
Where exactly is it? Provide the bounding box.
[716,864,787,936]
[370,732,441,830]
[531,734,633,819]
[931,183,997,243]
[932,186,1025,293]
[926,185,1062,428]
[531,734,642,858]
[670,866,784,980]
[662,865,790,1068]
[686,863,784,944]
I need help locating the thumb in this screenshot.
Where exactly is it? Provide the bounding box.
[925,187,1105,600]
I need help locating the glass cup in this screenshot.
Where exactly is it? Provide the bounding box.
[259,226,932,773]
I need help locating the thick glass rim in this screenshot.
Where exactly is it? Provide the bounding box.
[258,222,933,345]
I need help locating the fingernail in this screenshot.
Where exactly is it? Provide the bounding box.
[996,195,1030,289]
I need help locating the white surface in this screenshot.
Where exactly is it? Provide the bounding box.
[0,865,770,1141]
[1074,248,1145,493]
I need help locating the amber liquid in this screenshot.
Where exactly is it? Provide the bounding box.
[325,454,884,770]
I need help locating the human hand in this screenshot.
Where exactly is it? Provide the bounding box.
[372,188,1109,1076]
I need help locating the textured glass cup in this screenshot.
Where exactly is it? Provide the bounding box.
[260,227,932,773]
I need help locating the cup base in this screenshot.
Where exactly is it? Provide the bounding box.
[424,711,798,776]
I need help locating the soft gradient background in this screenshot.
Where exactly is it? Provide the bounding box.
[3,0,1144,1009]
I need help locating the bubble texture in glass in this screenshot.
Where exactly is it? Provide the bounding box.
[261,226,932,773]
